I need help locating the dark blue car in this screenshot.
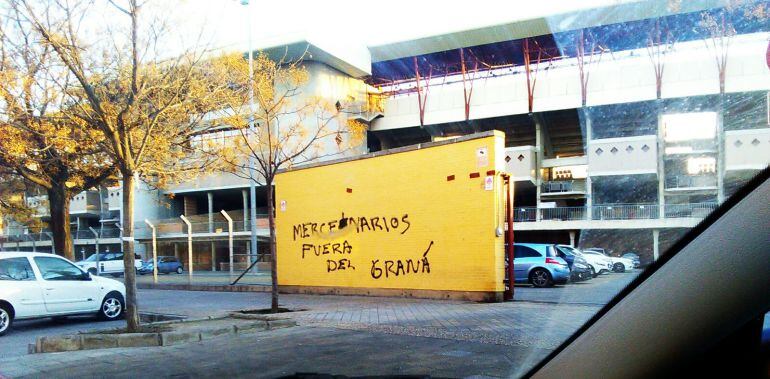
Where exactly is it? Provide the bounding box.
[139,256,184,274]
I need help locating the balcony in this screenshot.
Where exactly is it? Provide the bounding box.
[107,187,122,211]
[70,191,101,216]
[514,202,718,223]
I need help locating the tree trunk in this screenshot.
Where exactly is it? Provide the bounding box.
[47,186,74,260]
[121,173,141,331]
[267,178,279,312]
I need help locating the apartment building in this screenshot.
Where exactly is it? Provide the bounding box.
[3,0,769,268]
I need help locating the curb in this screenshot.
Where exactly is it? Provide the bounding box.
[30,318,297,354]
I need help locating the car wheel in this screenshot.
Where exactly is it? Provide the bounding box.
[0,303,13,336]
[589,266,597,278]
[613,263,625,273]
[529,269,553,288]
[97,292,124,321]
[176,267,183,274]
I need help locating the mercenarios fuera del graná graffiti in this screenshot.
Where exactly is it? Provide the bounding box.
[292,213,411,241]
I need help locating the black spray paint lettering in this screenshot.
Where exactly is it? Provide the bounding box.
[293,213,411,240]
[301,241,352,258]
[327,259,355,272]
[370,240,433,279]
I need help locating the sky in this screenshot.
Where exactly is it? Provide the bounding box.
[169,0,639,54]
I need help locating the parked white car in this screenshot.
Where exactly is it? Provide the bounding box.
[584,248,635,272]
[607,256,635,272]
[76,252,142,276]
[0,252,126,336]
[575,249,614,277]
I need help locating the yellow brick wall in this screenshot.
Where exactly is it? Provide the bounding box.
[275,131,507,294]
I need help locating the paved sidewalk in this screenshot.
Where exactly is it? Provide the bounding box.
[0,326,552,378]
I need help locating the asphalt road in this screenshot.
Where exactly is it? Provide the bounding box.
[1,270,640,360]
[0,289,264,359]
[514,269,640,305]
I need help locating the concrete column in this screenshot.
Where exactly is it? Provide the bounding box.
[569,231,576,247]
[210,241,216,272]
[586,176,593,220]
[653,229,660,261]
[716,101,725,204]
[207,192,214,233]
[535,120,543,221]
[173,242,179,260]
[246,241,251,264]
[585,115,593,220]
[241,189,248,231]
[656,110,666,219]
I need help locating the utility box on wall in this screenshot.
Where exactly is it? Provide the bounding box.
[275,130,508,301]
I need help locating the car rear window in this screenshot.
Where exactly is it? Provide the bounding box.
[546,245,559,258]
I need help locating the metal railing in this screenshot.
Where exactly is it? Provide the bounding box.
[132,215,268,239]
[514,208,538,222]
[665,175,718,189]
[514,202,718,222]
[664,202,718,218]
[541,180,587,194]
[99,228,121,238]
[73,230,95,239]
[592,203,659,220]
[540,206,588,221]
[0,228,123,244]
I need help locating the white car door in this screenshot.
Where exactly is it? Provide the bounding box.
[0,257,46,318]
[33,256,101,314]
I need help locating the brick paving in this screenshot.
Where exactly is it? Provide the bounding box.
[292,300,598,349]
